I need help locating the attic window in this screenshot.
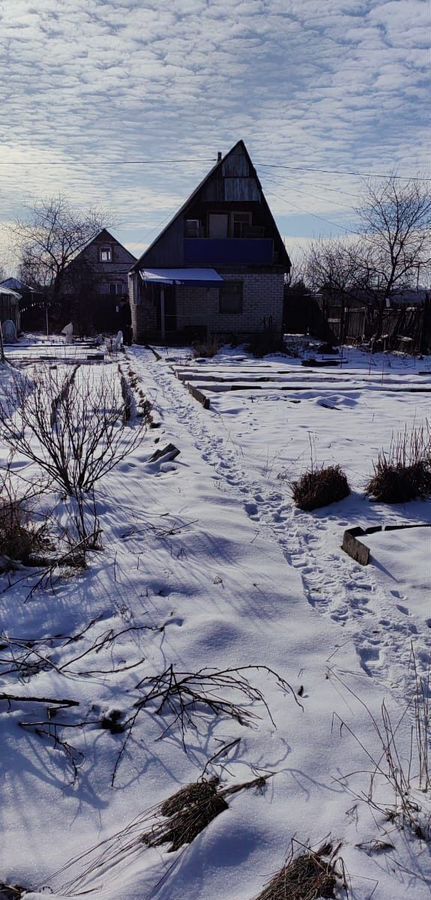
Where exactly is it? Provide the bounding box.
[99,247,112,262]
[185,219,201,238]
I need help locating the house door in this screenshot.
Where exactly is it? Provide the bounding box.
[208,213,228,238]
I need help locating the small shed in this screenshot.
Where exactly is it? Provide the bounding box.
[0,288,21,333]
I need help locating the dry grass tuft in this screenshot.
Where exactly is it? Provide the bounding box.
[46,774,270,896]
[255,843,341,900]
[366,425,431,503]
[143,778,228,852]
[142,775,269,854]
[366,462,431,503]
[291,465,350,511]
[160,779,219,817]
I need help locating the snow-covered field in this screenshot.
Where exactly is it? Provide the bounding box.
[1,341,431,899]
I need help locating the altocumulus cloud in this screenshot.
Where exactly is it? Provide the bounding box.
[0,0,429,260]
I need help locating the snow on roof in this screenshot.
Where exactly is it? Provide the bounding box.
[0,277,34,292]
[140,268,224,284]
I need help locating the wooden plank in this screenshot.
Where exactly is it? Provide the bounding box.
[187,383,210,409]
[342,528,370,566]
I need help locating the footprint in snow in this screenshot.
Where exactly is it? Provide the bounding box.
[358,644,384,675]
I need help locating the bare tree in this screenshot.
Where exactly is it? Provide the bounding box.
[10,195,109,324]
[357,176,431,299]
[304,238,371,341]
[355,176,431,333]
[305,238,367,299]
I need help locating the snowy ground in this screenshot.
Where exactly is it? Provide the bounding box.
[1,341,431,899]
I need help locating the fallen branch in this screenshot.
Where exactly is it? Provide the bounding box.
[0,693,79,707]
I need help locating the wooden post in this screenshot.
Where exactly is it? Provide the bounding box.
[160,287,166,342]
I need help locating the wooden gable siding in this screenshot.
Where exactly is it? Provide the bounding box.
[80,230,137,270]
[222,147,250,177]
[138,217,185,268]
[224,178,261,202]
[132,141,290,273]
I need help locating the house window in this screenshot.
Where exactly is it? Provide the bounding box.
[185,219,201,238]
[109,283,125,295]
[99,247,112,262]
[219,281,243,314]
[231,212,252,238]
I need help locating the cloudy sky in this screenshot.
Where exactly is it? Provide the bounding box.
[0,0,430,269]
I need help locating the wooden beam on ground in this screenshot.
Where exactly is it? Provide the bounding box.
[187,382,210,409]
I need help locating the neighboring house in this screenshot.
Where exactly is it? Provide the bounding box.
[62,229,137,333]
[129,140,291,343]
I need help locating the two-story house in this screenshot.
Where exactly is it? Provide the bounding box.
[62,229,137,333]
[129,141,291,343]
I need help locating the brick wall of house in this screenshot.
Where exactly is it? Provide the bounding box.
[176,273,284,338]
[130,272,284,342]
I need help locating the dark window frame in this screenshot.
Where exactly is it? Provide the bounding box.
[219,280,243,314]
[99,247,113,263]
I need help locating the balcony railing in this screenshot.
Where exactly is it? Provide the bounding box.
[184,238,274,266]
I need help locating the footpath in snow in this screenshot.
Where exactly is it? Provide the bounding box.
[1,343,430,899]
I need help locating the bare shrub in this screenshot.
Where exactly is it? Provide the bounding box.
[366,425,431,503]
[0,469,48,568]
[291,465,350,511]
[63,489,102,551]
[254,841,346,900]
[192,338,221,358]
[0,367,146,498]
[247,331,284,358]
[112,664,301,784]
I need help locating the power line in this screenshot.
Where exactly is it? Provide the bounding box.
[265,188,360,236]
[0,157,216,168]
[0,155,429,181]
[256,161,431,182]
[260,171,363,204]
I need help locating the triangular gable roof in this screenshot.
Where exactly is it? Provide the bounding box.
[131,140,290,271]
[0,277,35,293]
[76,229,137,263]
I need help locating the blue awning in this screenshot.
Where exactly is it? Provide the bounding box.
[140,268,224,286]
